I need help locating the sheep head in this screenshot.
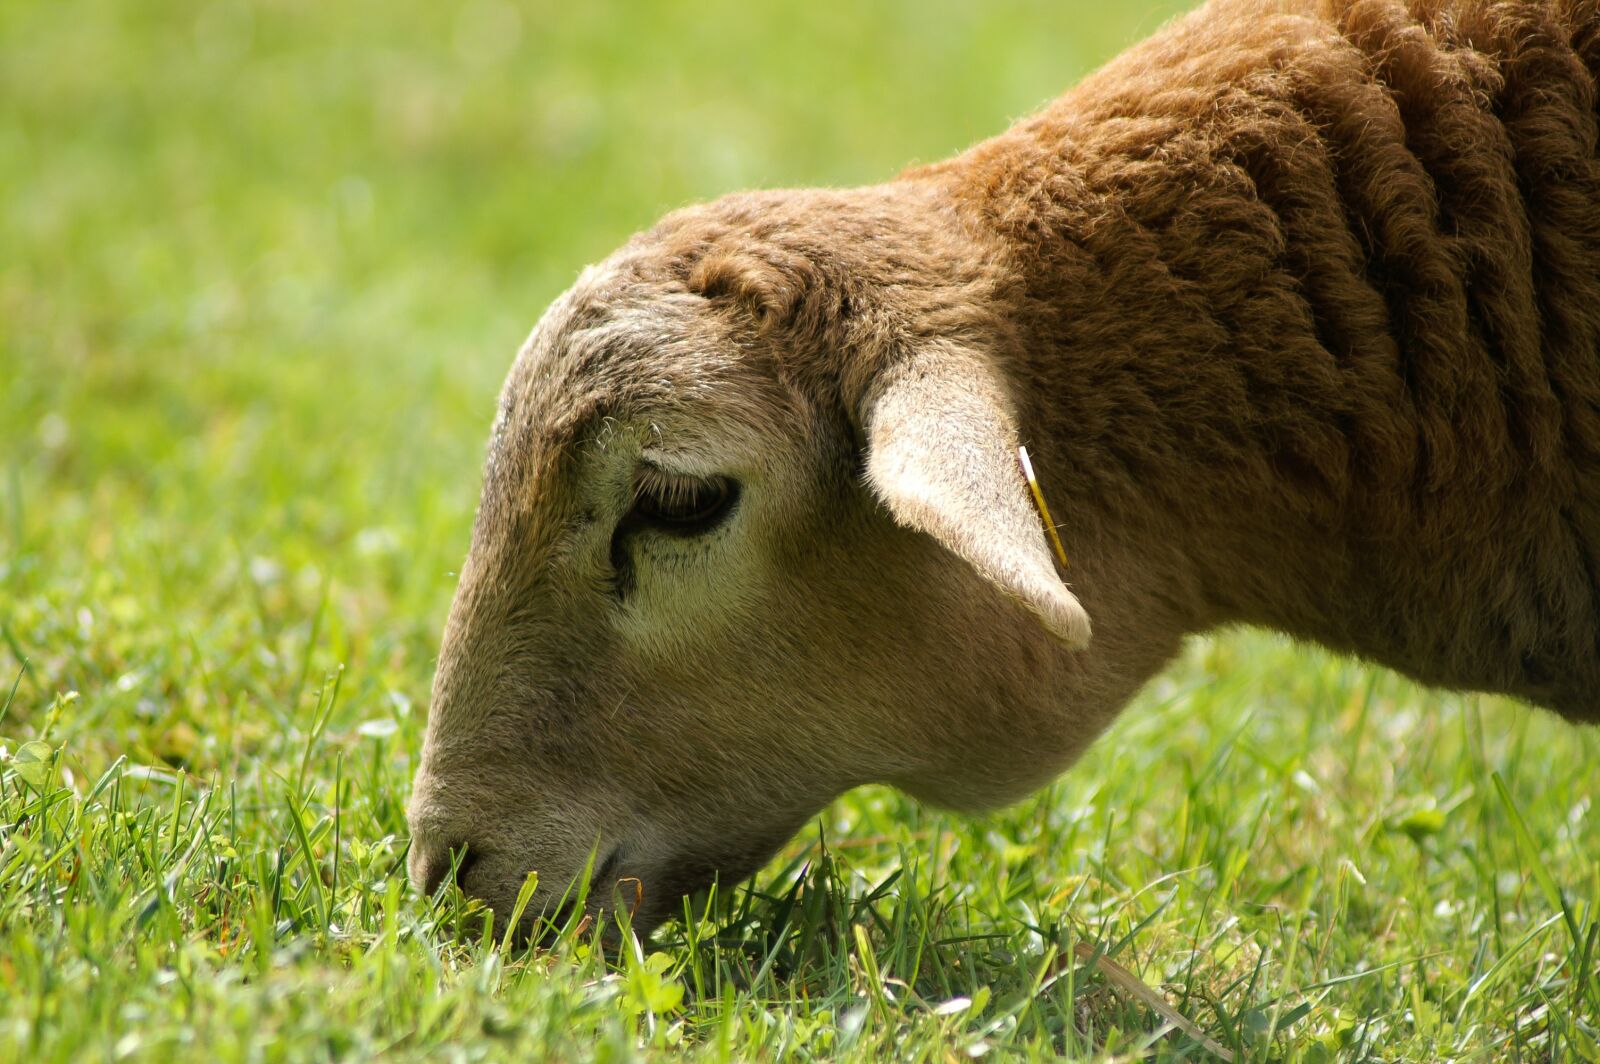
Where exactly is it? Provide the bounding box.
[406,187,1102,938]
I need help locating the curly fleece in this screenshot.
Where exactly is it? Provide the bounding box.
[903,0,1600,717]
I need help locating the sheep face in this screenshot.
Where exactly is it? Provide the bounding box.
[407,202,1100,938]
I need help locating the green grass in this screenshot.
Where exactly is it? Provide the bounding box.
[3,0,1598,1059]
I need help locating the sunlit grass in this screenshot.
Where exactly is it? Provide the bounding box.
[3,0,1597,1059]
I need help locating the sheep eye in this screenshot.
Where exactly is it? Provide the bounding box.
[630,469,738,534]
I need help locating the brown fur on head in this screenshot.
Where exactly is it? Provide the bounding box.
[406,187,1146,934]
[412,0,1600,935]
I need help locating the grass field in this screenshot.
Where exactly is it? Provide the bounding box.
[3,0,1599,1059]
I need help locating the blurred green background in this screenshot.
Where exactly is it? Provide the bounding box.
[0,0,1187,713]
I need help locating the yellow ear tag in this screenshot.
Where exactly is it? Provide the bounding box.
[1018,445,1069,570]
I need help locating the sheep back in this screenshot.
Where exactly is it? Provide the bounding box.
[925,0,1600,719]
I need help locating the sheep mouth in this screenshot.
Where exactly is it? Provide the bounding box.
[636,840,784,926]
[502,846,633,946]
[592,846,622,888]
[509,844,775,944]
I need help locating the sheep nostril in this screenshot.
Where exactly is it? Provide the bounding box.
[416,851,449,897]
[451,847,481,891]
[413,840,477,897]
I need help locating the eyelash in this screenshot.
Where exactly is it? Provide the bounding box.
[629,468,739,532]
[608,469,739,599]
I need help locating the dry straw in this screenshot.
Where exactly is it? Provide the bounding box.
[1018,446,1070,569]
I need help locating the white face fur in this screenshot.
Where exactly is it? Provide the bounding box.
[407,273,865,932]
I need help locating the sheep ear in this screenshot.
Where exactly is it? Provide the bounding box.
[860,345,1092,648]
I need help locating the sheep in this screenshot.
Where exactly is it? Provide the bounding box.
[407,0,1600,936]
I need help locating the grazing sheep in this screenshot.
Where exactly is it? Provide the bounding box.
[408,0,1600,935]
